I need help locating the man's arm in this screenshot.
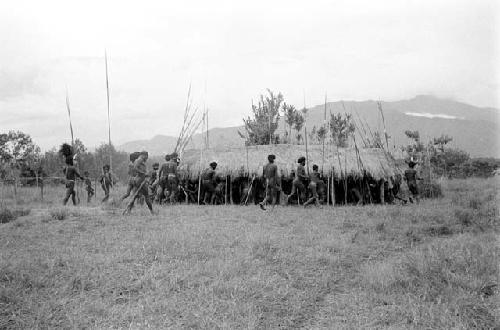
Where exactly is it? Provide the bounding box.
[298,166,307,180]
[75,168,84,181]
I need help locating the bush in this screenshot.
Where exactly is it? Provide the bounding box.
[468,198,482,210]
[50,208,69,221]
[421,182,443,198]
[455,209,474,227]
[0,208,16,224]
[13,208,31,217]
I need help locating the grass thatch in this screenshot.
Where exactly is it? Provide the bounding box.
[178,144,400,179]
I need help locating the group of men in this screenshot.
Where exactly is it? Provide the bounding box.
[258,154,324,210]
[62,150,155,214]
[258,153,421,209]
[62,148,422,212]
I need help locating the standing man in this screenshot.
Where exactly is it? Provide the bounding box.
[304,164,321,207]
[83,171,94,204]
[164,152,179,204]
[99,164,113,203]
[62,155,84,206]
[149,162,160,200]
[201,161,217,205]
[286,156,307,205]
[404,159,421,203]
[259,154,279,210]
[120,152,141,203]
[157,153,179,204]
[124,151,154,215]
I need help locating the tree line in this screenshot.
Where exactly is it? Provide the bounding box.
[1,90,498,183]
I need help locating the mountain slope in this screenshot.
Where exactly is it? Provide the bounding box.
[118,95,500,157]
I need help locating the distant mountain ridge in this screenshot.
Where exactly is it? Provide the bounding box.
[118,95,500,157]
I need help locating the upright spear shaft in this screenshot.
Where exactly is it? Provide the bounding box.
[65,89,75,147]
[322,93,327,172]
[105,50,112,170]
[303,92,309,176]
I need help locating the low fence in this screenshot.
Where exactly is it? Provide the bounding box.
[0,176,119,206]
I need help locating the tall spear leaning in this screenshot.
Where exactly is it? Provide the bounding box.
[322,93,327,173]
[104,50,112,171]
[303,92,309,176]
[65,88,80,203]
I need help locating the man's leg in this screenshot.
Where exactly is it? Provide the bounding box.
[286,181,298,205]
[169,184,178,204]
[121,183,133,201]
[63,186,71,205]
[101,185,108,202]
[259,184,270,210]
[304,183,316,207]
[71,189,77,205]
[141,186,154,214]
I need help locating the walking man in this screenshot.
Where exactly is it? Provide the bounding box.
[286,156,307,205]
[120,152,141,203]
[99,164,113,203]
[259,154,279,210]
[157,153,179,204]
[83,171,94,204]
[124,151,154,215]
[304,164,321,207]
[404,159,421,203]
[201,161,217,205]
[149,162,160,200]
[62,156,84,206]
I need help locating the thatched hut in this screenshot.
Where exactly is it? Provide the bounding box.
[177,144,402,205]
[179,144,399,179]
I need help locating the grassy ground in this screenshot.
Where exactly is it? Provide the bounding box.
[0,178,498,329]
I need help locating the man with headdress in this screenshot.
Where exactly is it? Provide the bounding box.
[124,151,154,214]
[286,156,307,205]
[99,164,113,202]
[304,164,322,207]
[120,152,141,203]
[404,159,421,203]
[201,161,217,205]
[259,154,279,210]
[59,143,84,206]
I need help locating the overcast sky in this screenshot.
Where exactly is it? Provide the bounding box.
[0,0,498,151]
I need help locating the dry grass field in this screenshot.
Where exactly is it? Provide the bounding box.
[0,178,499,329]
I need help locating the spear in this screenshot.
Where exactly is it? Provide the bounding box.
[303,93,309,176]
[65,89,80,203]
[377,101,390,151]
[322,93,327,173]
[65,88,75,147]
[104,50,112,170]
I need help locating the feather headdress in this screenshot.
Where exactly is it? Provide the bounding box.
[59,143,74,165]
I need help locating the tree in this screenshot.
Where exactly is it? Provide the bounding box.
[316,126,327,145]
[283,103,297,143]
[0,131,41,179]
[293,111,305,144]
[432,134,453,152]
[403,130,425,154]
[243,89,283,145]
[309,126,317,143]
[329,113,355,147]
[0,131,40,164]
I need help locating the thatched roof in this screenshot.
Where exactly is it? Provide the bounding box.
[178,144,401,180]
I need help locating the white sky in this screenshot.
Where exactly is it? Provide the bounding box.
[0,0,498,150]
